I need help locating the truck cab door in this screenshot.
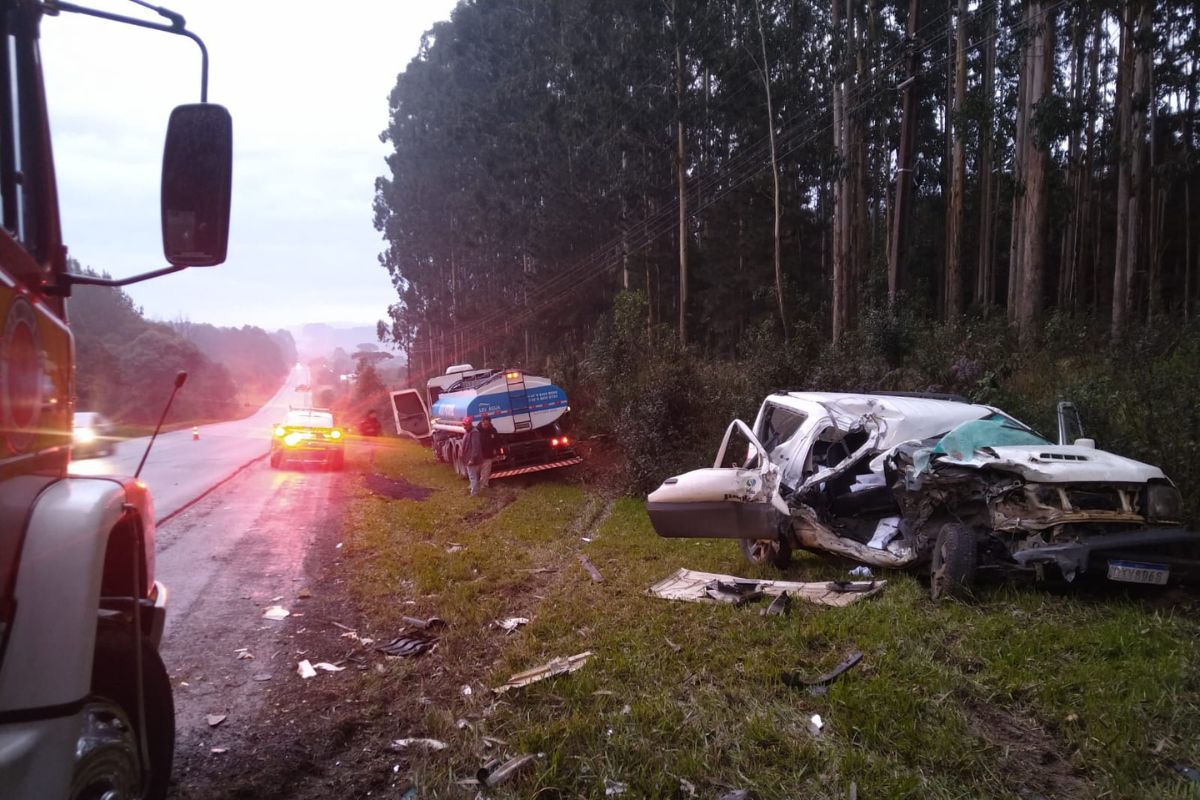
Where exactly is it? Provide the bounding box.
[390,389,431,440]
[645,419,788,540]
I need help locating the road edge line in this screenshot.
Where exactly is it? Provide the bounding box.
[155,452,268,528]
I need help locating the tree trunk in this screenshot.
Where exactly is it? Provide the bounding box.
[831,0,846,340]
[1058,14,1084,311]
[975,0,996,310]
[944,0,967,319]
[754,0,789,341]
[888,0,922,305]
[1111,4,1135,338]
[1007,8,1029,322]
[1016,1,1055,347]
[675,28,688,346]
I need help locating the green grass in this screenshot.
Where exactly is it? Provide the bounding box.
[342,441,1200,799]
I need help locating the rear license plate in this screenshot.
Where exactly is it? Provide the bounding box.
[1107,560,1170,585]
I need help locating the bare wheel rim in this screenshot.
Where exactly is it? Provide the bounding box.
[748,539,779,563]
[70,698,143,800]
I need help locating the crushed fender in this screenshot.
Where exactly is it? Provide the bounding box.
[493,651,594,693]
[648,568,885,607]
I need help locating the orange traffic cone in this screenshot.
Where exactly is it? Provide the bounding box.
[192,426,200,441]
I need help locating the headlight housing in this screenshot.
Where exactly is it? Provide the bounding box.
[74,428,97,444]
[1145,483,1183,522]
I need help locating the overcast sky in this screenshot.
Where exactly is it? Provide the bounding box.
[40,0,458,332]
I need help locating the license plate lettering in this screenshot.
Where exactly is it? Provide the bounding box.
[1107,560,1170,585]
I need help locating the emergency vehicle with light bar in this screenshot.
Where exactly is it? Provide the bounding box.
[268,408,346,470]
[391,364,581,479]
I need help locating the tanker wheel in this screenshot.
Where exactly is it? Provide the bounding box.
[930,522,978,600]
[739,536,792,569]
[452,443,466,477]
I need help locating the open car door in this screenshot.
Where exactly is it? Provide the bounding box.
[645,419,788,540]
[390,389,432,440]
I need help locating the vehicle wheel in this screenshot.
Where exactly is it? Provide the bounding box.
[930,522,978,600]
[329,451,345,471]
[452,443,465,477]
[70,630,174,800]
[269,450,282,469]
[739,536,792,568]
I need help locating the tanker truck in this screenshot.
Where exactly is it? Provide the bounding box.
[390,365,582,479]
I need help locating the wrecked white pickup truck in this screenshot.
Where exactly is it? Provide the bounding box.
[646,392,1200,598]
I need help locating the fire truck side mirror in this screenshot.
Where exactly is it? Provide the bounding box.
[161,103,233,268]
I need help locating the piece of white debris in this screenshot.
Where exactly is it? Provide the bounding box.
[262,605,290,621]
[461,684,473,696]
[297,660,317,679]
[314,662,345,673]
[210,747,228,754]
[497,617,530,634]
[605,779,627,796]
[205,714,226,728]
[808,713,824,735]
[390,738,448,751]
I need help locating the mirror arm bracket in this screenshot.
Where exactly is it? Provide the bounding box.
[45,265,187,295]
[41,1,209,101]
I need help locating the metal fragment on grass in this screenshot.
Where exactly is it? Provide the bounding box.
[402,615,447,631]
[497,617,530,634]
[648,568,886,607]
[605,779,627,796]
[493,651,594,693]
[578,554,604,583]
[313,662,345,673]
[808,713,824,736]
[296,660,317,679]
[376,632,437,658]
[477,754,536,787]
[782,649,864,694]
[760,591,792,616]
[205,714,226,727]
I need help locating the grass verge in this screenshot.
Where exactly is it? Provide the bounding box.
[341,440,1200,800]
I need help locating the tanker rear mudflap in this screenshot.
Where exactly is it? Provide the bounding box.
[391,389,431,440]
[645,419,789,541]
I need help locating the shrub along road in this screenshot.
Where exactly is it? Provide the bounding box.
[169,439,1200,799]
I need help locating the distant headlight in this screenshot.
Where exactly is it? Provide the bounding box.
[1145,484,1183,522]
[329,429,342,440]
[74,428,97,444]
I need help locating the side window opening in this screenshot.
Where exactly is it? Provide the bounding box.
[758,404,806,453]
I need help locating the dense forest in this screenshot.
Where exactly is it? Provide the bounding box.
[69,264,297,425]
[375,0,1200,503]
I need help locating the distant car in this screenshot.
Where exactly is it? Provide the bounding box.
[269,408,345,470]
[295,383,311,392]
[72,411,115,458]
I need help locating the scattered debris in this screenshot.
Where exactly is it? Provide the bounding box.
[365,471,434,500]
[578,554,604,583]
[679,778,697,797]
[376,633,437,658]
[298,587,312,599]
[390,738,448,751]
[782,650,864,695]
[494,651,594,694]
[335,542,343,549]
[826,580,877,594]
[297,660,317,679]
[476,754,536,788]
[461,684,473,696]
[205,714,226,728]
[456,718,470,730]
[521,567,554,574]
[210,747,228,755]
[496,617,530,634]
[716,791,750,800]
[664,638,682,653]
[581,536,594,543]
[262,605,290,621]
[648,568,886,608]
[760,591,792,616]
[605,779,627,796]
[620,704,631,716]
[481,735,508,748]
[704,579,763,606]
[313,662,345,673]
[402,615,447,631]
[1171,763,1200,782]
[849,566,873,579]
[234,648,254,660]
[252,673,272,682]
[807,713,824,736]
[446,543,465,553]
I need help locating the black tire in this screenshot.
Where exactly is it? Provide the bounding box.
[71,630,175,800]
[930,522,978,600]
[269,450,282,469]
[739,536,793,568]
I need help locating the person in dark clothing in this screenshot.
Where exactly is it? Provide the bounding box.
[359,408,383,467]
[478,414,499,490]
[359,409,382,437]
[461,415,484,496]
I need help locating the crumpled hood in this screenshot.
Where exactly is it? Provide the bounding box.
[939,443,1166,484]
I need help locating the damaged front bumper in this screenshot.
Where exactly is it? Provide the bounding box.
[1011,527,1200,582]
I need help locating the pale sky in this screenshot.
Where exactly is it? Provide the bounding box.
[41,0,459,331]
